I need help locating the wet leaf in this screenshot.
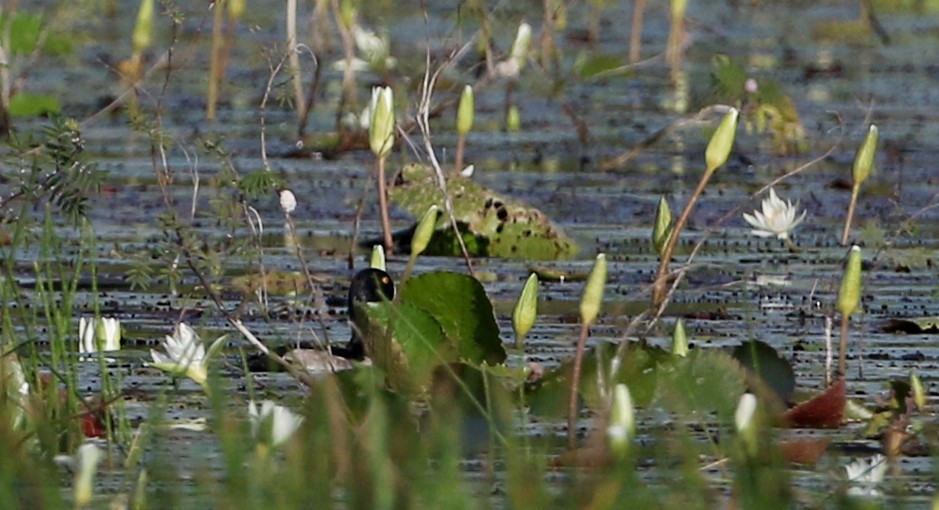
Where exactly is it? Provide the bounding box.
[525,342,669,417]
[389,164,579,260]
[401,271,506,365]
[363,300,451,394]
[731,340,796,403]
[655,349,748,419]
[880,317,939,334]
[782,378,846,429]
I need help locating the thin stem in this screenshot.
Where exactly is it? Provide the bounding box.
[838,314,850,377]
[567,322,591,450]
[652,168,715,305]
[206,0,224,121]
[841,183,860,246]
[629,0,646,63]
[454,134,466,175]
[377,156,394,253]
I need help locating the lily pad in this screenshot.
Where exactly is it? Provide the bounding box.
[880,317,939,334]
[389,164,579,260]
[400,271,506,365]
[362,300,452,394]
[732,340,796,403]
[654,349,748,419]
[525,341,670,417]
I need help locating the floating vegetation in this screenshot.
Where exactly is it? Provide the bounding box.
[389,164,579,260]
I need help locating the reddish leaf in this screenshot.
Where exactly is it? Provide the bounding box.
[782,377,846,429]
[778,438,829,464]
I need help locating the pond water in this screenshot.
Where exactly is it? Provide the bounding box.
[7,0,939,506]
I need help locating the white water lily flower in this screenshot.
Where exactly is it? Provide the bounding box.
[352,26,396,69]
[844,454,887,497]
[150,323,225,389]
[248,400,304,449]
[742,188,807,240]
[73,442,104,507]
[79,316,122,354]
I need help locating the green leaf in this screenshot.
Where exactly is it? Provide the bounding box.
[7,12,42,55]
[390,164,579,260]
[8,93,60,118]
[364,300,451,394]
[401,271,506,365]
[574,52,629,80]
[731,340,795,403]
[525,341,669,417]
[655,349,748,419]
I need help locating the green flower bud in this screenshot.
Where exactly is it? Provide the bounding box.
[411,205,438,257]
[911,371,926,411]
[672,319,688,357]
[606,384,635,457]
[652,196,673,256]
[579,253,607,326]
[705,107,739,173]
[836,245,862,318]
[370,244,386,271]
[506,105,521,132]
[513,273,539,344]
[457,85,474,136]
[228,0,246,19]
[853,125,878,186]
[369,86,395,158]
[133,0,155,54]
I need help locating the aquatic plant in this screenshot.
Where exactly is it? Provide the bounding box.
[248,400,304,451]
[369,85,396,253]
[742,187,807,241]
[568,253,607,448]
[835,245,863,375]
[78,316,121,354]
[150,323,226,391]
[652,107,738,305]
[842,125,878,245]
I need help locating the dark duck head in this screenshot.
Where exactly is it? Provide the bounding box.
[247,268,394,371]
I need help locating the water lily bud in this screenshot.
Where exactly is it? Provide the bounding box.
[457,85,474,136]
[228,0,246,19]
[606,383,635,457]
[370,244,386,271]
[411,205,438,257]
[509,22,532,70]
[74,443,104,507]
[513,273,539,344]
[705,107,739,173]
[853,125,878,186]
[836,245,862,318]
[652,196,673,256]
[672,319,688,357]
[506,105,521,132]
[735,393,758,455]
[132,0,155,54]
[369,86,395,158]
[279,189,297,214]
[911,372,926,411]
[579,253,607,326]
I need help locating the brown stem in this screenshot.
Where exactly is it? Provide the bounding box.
[652,168,715,305]
[206,1,224,121]
[838,313,850,377]
[841,184,860,246]
[377,156,394,254]
[454,134,466,175]
[567,322,591,450]
[629,0,646,63]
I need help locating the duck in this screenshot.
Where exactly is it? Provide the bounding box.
[247,268,395,373]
